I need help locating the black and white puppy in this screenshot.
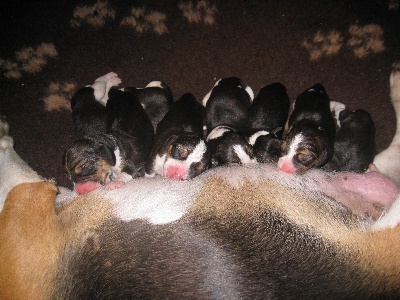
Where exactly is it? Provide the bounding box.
[203,77,255,166]
[247,82,291,163]
[326,109,376,173]
[64,73,154,194]
[278,83,336,174]
[125,81,173,131]
[145,93,210,180]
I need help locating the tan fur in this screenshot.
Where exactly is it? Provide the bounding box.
[188,175,400,292]
[0,182,62,300]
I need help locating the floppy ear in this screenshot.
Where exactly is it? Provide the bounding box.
[98,144,116,166]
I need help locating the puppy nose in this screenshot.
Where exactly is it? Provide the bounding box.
[165,165,186,180]
[278,158,296,174]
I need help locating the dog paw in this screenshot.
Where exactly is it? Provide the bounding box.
[91,72,122,105]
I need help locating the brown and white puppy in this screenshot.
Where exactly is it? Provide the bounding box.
[145,93,210,180]
[278,83,336,174]
[247,82,291,163]
[203,77,255,166]
[64,74,154,194]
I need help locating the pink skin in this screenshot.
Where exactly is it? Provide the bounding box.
[164,164,188,180]
[74,181,101,195]
[74,180,126,195]
[319,170,400,220]
[278,157,296,174]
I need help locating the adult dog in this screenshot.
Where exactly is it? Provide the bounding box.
[1,64,400,299]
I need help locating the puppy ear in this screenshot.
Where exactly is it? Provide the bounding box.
[161,135,179,155]
[98,145,116,166]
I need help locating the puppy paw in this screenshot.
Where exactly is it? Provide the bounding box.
[91,72,122,105]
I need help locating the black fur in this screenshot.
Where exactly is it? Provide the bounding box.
[125,82,173,131]
[248,82,290,163]
[145,93,210,179]
[64,88,154,184]
[326,109,376,173]
[282,84,336,173]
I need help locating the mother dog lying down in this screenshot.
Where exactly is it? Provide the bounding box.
[1,64,400,299]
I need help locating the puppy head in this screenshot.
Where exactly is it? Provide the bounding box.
[338,109,375,130]
[207,127,255,167]
[160,134,210,180]
[252,135,283,164]
[63,138,116,185]
[278,123,332,174]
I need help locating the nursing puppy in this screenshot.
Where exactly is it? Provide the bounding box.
[248,82,291,163]
[278,83,336,174]
[64,74,154,194]
[145,93,210,180]
[125,81,173,131]
[71,72,121,137]
[325,109,376,173]
[203,77,255,166]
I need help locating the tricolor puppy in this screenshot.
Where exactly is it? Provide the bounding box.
[248,82,291,163]
[206,125,255,167]
[203,77,255,166]
[326,109,376,173]
[64,74,154,194]
[278,83,336,174]
[145,93,210,180]
[125,81,173,131]
[2,62,400,300]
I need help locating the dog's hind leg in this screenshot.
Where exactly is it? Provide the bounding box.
[373,62,400,186]
[0,118,45,211]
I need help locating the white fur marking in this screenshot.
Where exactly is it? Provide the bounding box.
[330,101,346,127]
[233,144,255,164]
[245,86,254,102]
[372,194,400,231]
[207,126,233,141]
[281,133,304,163]
[108,177,205,224]
[248,130,269,146]
[202,79,221,106]
[146,81,163,88]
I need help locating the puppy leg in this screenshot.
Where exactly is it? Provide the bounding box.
[373,62,400,186]
[90,72,122,106]
[0,118,44,211]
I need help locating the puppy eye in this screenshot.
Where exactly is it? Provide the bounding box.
[295,152,316,165]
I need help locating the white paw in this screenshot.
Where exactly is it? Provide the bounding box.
[91,72,122,105]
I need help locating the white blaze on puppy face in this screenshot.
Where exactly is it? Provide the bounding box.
[146,153,167,177]
[248,130,270,146]
[233,144,256,164]
[278,133,304,172]
[163,140,208,179]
